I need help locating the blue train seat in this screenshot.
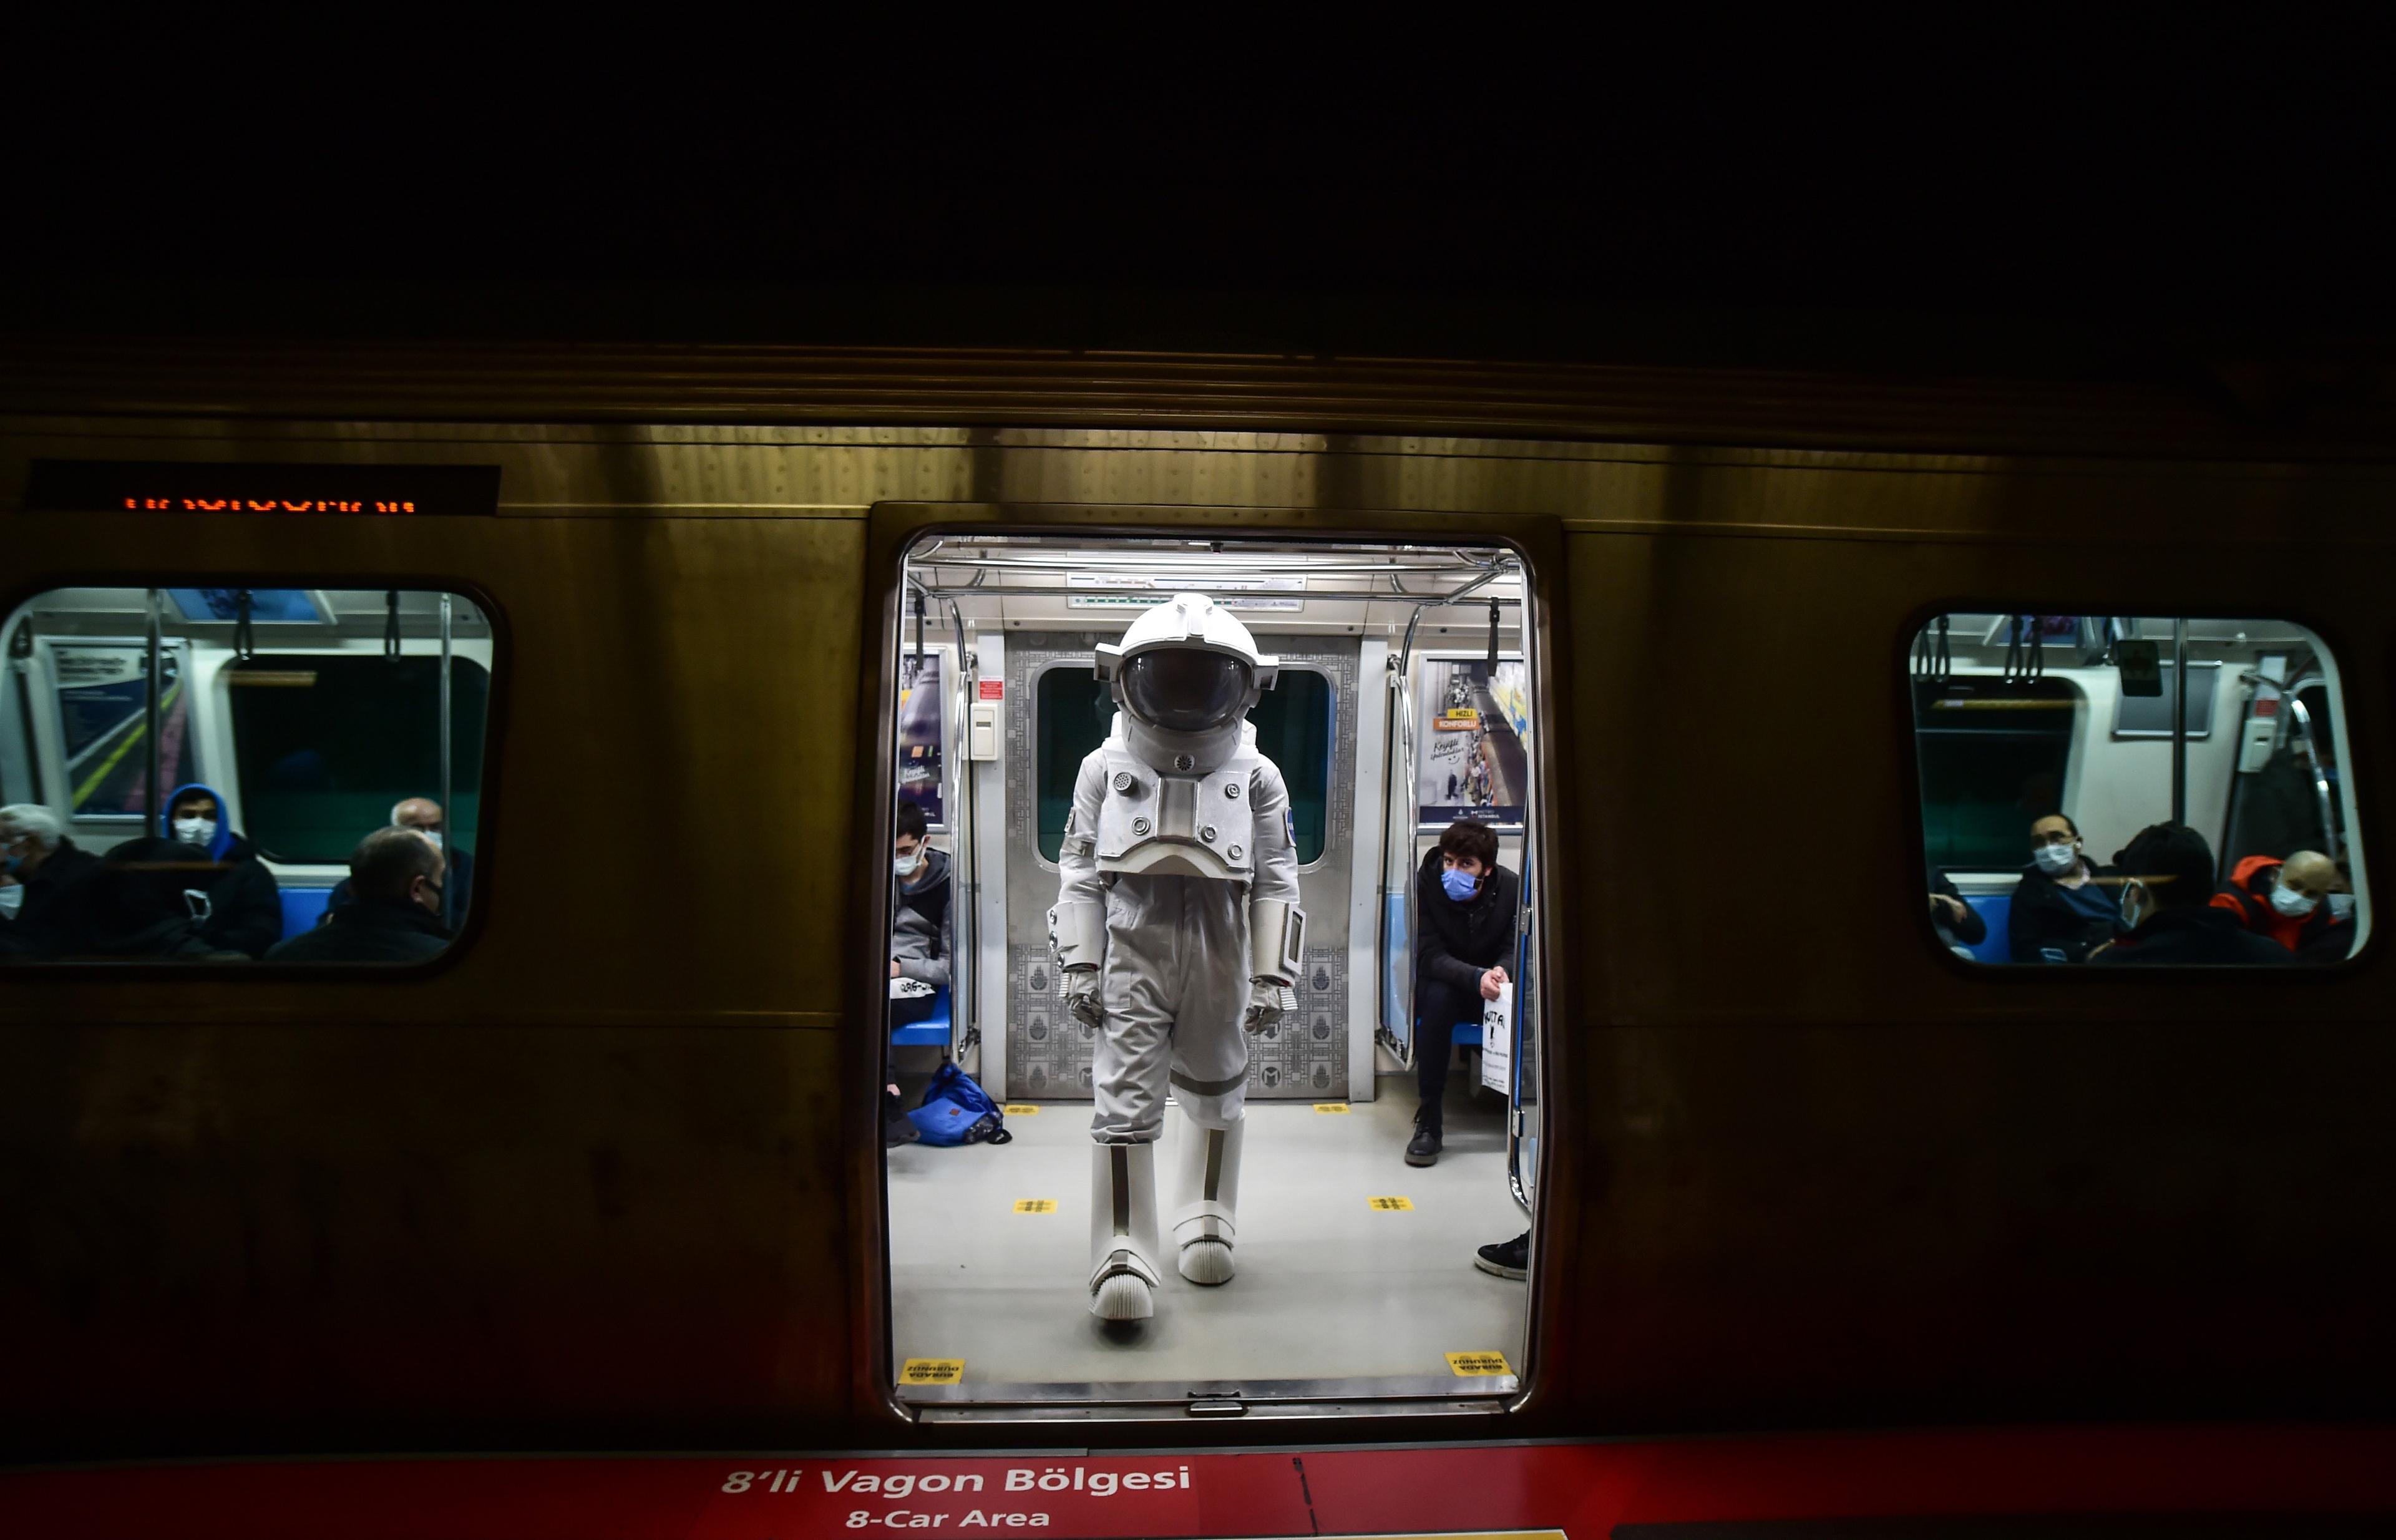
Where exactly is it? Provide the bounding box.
[278,887,334,940]
[1962,892,2012,965]
[890,985,952,1047]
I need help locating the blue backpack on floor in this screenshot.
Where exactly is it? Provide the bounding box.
[908,1064,1011,1147]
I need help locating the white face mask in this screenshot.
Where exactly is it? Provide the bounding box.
[405,827,444,853]
[894,849,923,879]
[173,816,217,847]
[2269,879,2319,919]
[2033,842,2080,877]
[2327,892,2357,922]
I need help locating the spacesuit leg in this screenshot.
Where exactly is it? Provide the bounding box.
[1087,878,1177,1320]
[1167,879,1252,1285]
[1088,1141,1162,1320]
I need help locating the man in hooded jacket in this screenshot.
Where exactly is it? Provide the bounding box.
[2211,849,2355,963]
[161,782,283,958]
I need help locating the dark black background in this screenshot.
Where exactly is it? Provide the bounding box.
[6,42,2390,376]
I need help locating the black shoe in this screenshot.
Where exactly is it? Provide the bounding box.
[1474,1232,1529,1279]
[1405,1111,1442,1167]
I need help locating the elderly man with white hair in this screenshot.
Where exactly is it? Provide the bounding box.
[0,804,101,958]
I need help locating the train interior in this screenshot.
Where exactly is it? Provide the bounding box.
[880,535,1542,1416]
[0,587,492,955]
[1912,613,2370,962]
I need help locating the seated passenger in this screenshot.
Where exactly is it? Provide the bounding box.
[2009,813,2120,964]
[1929,864,1987,958]
[2092,824,2292,967]
[324,797,473,922]
[162,782,282,958]
[267,828,449,963]
[2211,849,2355,963]
[57,837,243,960]
[0,804,102,960]
[889,801,952,1017]
[1408,819,1520,1169]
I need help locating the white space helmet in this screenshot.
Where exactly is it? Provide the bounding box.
[1095,592,1279,733]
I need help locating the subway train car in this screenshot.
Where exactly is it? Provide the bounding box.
[2,343,2395,1528]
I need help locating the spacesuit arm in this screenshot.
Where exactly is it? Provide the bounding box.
[1245,758,1304,987]
[1049,752,1110,1023]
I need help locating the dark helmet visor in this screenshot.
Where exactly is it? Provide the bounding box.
[1121,649,1252,733]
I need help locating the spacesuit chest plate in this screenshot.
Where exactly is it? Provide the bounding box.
[1094,740,1258,880]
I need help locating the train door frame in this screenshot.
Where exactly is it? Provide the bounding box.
[850,502,1579,1428]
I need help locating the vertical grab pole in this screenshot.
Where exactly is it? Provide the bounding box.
[439,592,455,928]
[2171,616,2189,827]
[144,587,163,833]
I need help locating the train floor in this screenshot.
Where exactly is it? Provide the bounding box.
[886,1070,1529,1393]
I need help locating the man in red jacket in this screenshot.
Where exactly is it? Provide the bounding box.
[2211,849,2355,962]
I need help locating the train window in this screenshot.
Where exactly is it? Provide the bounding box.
[229,656,489,863]
[889,534,1542,1420]
[0,587,494,966]
[1914,676,2078,870]
[1909,615,2368,968]
[1033,665,1113,862]
[1245,666,1332,865]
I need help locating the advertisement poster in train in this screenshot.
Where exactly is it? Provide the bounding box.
[1416,658,1527,826]
[898,651,945,826]
[52,643,191,818]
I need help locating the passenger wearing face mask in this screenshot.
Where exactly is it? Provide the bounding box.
[889,800,952,1000]
[2007,812,2123,965]
[2092,824,2291,967]
[1408,818,1521,1167]
[266,828,449,963]
[324,798,472,926]
[2209,849,2357,963]
[0,804,102,960]
[159,782,281,959]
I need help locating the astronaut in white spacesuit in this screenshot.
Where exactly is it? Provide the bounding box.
[1048,593,1305,1322]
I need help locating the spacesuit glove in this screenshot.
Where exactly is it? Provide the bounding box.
[1061,967,1104,1028]
[1243,978,1297,1033]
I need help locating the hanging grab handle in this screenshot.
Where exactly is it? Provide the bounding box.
[233,589,256,663]
[1912,615,1952,685]
[384,589,402,661]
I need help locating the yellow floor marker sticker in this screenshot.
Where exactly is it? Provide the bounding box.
[1446,1350,1512,1377]
[1366,1195,1415,1211]
[900,1358,964,1385]
[1012,1198,1056,1214]
[1003,1104,1040,1116]
[1313,1103,1351,1113]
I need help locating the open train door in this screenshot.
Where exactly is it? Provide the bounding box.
[859,500,1566,1427]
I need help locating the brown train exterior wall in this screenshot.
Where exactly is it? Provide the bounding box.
[0,415,2390,1456]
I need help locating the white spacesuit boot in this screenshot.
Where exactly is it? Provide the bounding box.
[1088,1141,1163,1321]
[1169,1104,1244,1285]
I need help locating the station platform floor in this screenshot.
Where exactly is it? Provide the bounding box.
[886,1073,1529,1393]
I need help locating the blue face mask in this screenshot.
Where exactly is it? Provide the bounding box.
[1440,865,1479,902]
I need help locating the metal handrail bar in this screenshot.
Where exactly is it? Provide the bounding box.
[2286,696,2341,860]
[1374,560,1521,1066]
